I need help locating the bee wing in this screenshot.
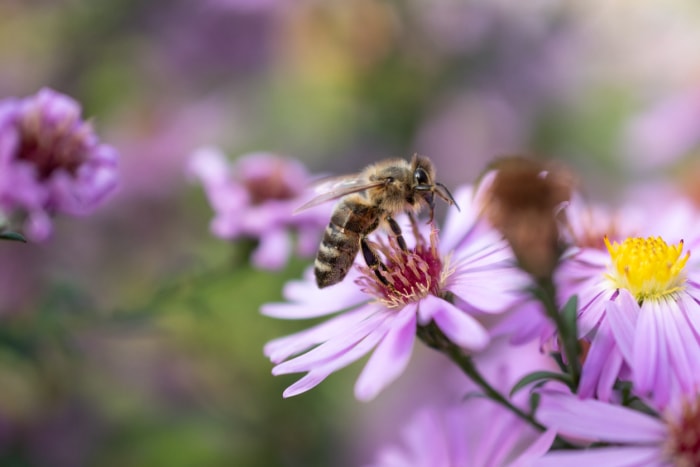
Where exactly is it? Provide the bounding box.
[294,175,384,213]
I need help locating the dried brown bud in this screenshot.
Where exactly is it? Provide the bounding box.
[680,158,700,208]
[478,156,575,279]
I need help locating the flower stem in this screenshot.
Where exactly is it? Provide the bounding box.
[535,277,581,389]
[417,323,545,432]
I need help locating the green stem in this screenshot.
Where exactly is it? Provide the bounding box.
[446,342,546,431]
[536,277,581,389]
[417,323,545,432]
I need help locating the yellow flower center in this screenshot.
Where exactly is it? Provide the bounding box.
[605,236,689,302]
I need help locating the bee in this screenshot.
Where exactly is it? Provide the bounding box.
[296,154,459,288]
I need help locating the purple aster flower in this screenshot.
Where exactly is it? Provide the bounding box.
[370,401,555,467]
[0,88,119,241]
[366,339,560,467]
[187,147,329,270]
[262,185,532,401]
[556,197,700,407]
[536,389,700,466]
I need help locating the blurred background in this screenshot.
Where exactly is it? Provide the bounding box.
[1,1,700,466]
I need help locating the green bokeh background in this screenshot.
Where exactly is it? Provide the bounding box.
[1,1,699,466]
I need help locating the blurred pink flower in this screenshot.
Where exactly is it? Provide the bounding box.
[370,401,555,467]
[0,88,119,241]
[623,86,700,171]
[365,339,559,467]
[262,185,531,401]
[188,147,328,270]
[536,389,700,466]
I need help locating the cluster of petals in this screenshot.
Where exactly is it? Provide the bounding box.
[0,88,119,241]
[555,194,700,407]
[261,185,533,401]
[187,147,329,269]
[535,388,699,467]
[370,400,554,467]
[368,342,559,467]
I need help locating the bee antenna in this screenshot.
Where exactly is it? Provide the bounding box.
[436,182,460,211]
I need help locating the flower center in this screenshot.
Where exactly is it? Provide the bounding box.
[605,236,689,302]
[357,228,449,309]
[666,396,700,466]
[238,157,304,205]
[16,103,91,180]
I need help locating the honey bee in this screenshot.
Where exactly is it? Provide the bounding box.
[296,154,458,288]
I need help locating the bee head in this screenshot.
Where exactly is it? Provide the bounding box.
[411,155,459,220]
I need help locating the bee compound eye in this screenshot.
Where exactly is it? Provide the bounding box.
[414,168,429,185]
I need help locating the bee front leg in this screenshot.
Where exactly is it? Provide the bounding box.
[386,216,408,251]
[361,237,392,287]
[425,191,435,224]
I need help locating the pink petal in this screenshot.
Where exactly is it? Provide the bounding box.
[251,229,291,270]
[510,429,557,467]
[271,309,390,374]
[578,323,615,399]
[280,321,391,397]
[658,299,700,394]
[423,295,490,351]
[605,291,638,364]
[25,209,52,242]
[282,267,366,306]
[261,270,366,319]
[537,391,666,443]
[634,301,671,406]
[282,369,333,398]
[261,302,345,319]
[439,185,479,252]
[596,345,623,402]
[187,146,229,184]
[452,232,515,268]
[448,267,527,314]
[679,293,700,336]
[371,447,413,467]
[354,308,417,401]
[575,284,614,337]
[263,304,381,362]
[535,447,665,467]
[296,225,323,257]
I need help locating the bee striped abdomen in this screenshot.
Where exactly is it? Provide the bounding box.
[314,196,379,288]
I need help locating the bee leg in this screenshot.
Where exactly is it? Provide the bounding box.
[361,237,392,287]
[426,192,435,224]
[386,216,407,251]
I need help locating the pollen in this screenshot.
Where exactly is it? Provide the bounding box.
[604,236,689,302]
[357,228,450,309]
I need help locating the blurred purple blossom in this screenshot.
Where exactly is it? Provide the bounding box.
[153,0,280,80]
[262,185,532,401]
[414,92,527,187]
[369,401,555,467]
[536,389,700,466]
[187,147,328,270]
[0,88,119,241]
[364,339,559,467]
[623,86,700,171]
